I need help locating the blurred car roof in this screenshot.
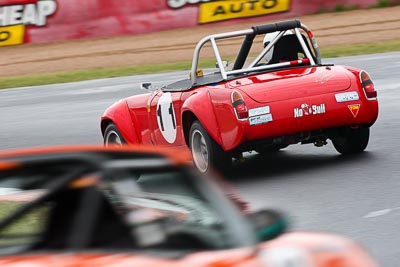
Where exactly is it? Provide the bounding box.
[0,144,192,164]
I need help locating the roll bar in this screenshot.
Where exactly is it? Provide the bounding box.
[252,19,301,35]
[190,20,321,86]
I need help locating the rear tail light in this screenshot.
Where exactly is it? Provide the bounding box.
[232,91,248,120]
[360,71,377,99]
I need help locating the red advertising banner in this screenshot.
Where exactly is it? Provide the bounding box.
[0,0,378,46]
[0,0,57,45]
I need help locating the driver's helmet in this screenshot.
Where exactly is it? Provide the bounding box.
[263,30,293,63]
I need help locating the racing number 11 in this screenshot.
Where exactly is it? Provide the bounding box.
[156,92,178,144]
[157,104,164,131]
[169,103,176,130]
[157,102,176,132]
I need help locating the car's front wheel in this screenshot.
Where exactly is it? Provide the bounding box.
[332,127,370,155]
[189,121,231,173]
[104,123,126,146]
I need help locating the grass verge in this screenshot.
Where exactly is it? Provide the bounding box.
[1,39,399,90]
[320,39,400,58]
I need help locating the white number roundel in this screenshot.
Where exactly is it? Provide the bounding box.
[156,93,177,144]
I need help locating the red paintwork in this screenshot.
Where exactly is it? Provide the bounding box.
[101,65,378,153]
[5,0,377,45]
[0,145,192,164]
[230,66,351,103]
[101,99,140,144]
[0,232,377,267]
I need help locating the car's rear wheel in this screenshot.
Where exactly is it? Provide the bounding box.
[104,123,126,146]
[332,127,370,155]
[189,121,231,173]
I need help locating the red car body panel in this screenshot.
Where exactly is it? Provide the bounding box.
[102,66,378,151]
[182,89,225,146]
[0,232,377,267]
[101,99,140,144]
[125,93,154,145]
[229,66,352,103]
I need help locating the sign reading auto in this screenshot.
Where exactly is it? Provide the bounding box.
[0,0,57,46]
[167,0,291,24]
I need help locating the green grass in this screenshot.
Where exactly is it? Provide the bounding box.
[1,40,399,90]
[320,39,400,58]
[0,59,217,90]
[334,4,359,12]
[370,0,392,8]
[315,1,400,14]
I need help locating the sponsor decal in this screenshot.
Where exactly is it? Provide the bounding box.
[294,103,325,118]
[249,106,270,117]
[248,106,272,125]
[0,24,24,46]
[0,0,57,46]
[156,92,177,143]
[167,0,212,9]
[167,0,291,24]
[335,91,359,102]
[249,114,273,125]
[348,104,360,118]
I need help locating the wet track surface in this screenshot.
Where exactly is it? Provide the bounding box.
[1,52,399,266]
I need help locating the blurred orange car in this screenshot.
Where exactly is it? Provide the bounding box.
[0,145,378,266]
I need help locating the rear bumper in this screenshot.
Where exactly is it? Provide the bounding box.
[226,91,378,152]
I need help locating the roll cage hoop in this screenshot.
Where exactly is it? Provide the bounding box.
[190,20,321,86]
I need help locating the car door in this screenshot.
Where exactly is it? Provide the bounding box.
[149,90,186,147]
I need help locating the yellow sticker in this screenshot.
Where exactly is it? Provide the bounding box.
[0,24,25,47]
[199,0,291,24]
[348,104,360,118]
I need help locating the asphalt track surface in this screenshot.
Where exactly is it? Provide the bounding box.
[1,52,399,266]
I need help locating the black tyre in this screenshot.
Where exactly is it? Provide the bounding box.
[189,121,231,173]
[103,123,126,146]
[332,127,370,155]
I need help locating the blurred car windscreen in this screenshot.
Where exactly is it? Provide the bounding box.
[0,168,53,248]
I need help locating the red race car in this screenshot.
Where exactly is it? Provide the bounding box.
[101,20,379,173]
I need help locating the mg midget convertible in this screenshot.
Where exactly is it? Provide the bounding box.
[101,20,379,173]
[0,145,378,266]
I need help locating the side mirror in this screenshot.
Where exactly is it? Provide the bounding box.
[247,209,287,242]
[140,82,153,90]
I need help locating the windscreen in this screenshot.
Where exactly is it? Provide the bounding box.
[102,168,234,250]
[0,166,58,248]
[0,159,248,253]
[0,161,92,250]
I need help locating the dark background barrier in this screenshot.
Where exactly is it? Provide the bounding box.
[0,0,382,46]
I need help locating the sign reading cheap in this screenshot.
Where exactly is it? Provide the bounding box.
[0,0,57,46]
[167,0,291,24]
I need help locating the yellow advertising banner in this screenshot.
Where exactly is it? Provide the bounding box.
[199,0,291,24]
[0,25,25,47]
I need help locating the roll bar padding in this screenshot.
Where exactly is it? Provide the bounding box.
[252,20,301,35]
